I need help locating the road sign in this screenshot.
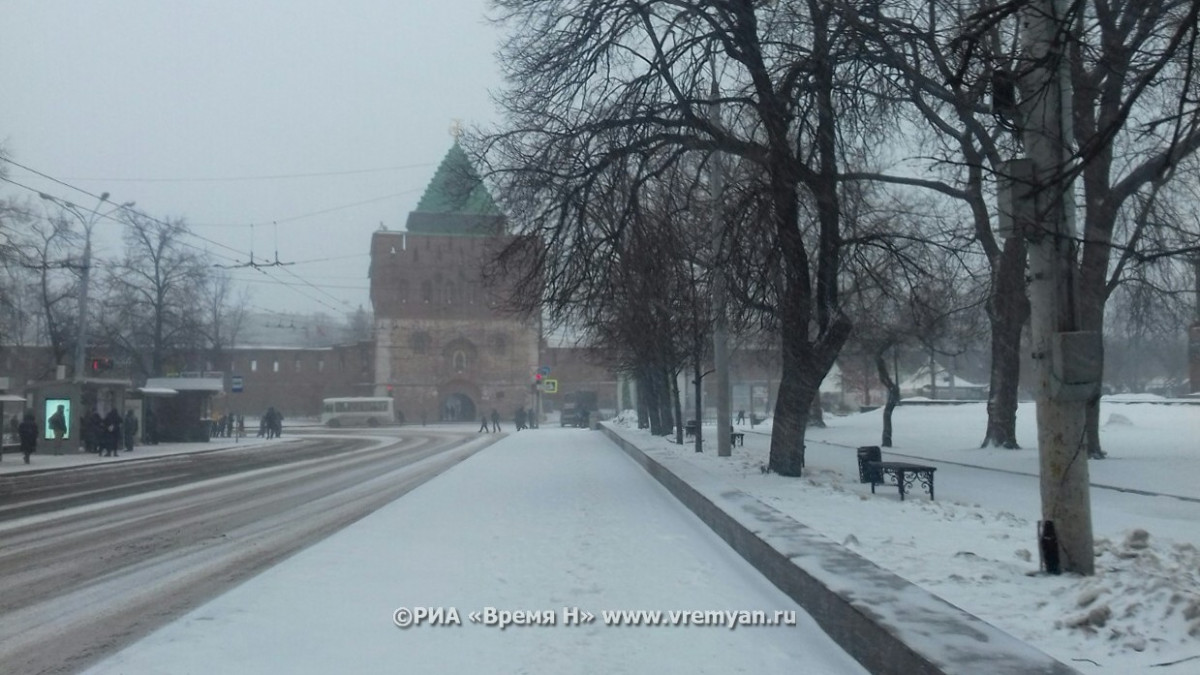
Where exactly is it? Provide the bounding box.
[231,375,244,393]
[538,379,558,394]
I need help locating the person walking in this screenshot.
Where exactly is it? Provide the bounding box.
[478,413,490,433]
[48,404,67,441]
[18,411,37,464]
[123,410,138,452]
[490,408,501,433]
[514,406,526,431]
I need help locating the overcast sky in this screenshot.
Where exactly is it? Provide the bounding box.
[1,0,503,317]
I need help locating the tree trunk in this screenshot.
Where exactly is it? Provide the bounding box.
[640,367,662,435]
[692,356,704,453]
[875,346,900,447]
[982,235,1028,449]
[671,368,683,445]
[659,366,675,436]
[636,377,649,430]
[1020,0,1094,575]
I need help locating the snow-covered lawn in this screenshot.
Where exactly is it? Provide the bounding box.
[608,398,1200,673]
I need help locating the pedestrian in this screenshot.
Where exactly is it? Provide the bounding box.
[736,409,746,424]
[18,411,37,464]
[271,409,283,438]
[103,407,122,457]
[225,414,234,438]
[48,404,67,441]
[515,406,526,431]
[478,413,490,433]
[123,410,138,451]
[84,410,102,453]
[490,408,500,432]
[237,414,245,437]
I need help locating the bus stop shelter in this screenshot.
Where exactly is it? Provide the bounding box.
[140,377,225,442]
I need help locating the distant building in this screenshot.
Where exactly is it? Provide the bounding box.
[369,142,542,423]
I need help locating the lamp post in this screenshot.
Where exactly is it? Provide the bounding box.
[38,192,133,381]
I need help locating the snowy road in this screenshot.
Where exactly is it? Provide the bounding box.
[85,428,868,675]
[0,430,493,675]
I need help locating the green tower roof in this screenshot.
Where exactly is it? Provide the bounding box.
[409,142,502,224]
[406,142,504,235]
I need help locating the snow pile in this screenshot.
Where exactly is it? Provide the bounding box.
[610,409,641,427]
[1059,530,1200,656]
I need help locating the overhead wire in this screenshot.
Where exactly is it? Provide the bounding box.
[1,156,388,311]
[57,161,436,183]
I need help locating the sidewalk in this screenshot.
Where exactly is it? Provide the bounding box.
[84,427,869,675]
[0,434,290,475]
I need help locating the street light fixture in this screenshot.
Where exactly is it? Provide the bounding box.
[38,192,134,382]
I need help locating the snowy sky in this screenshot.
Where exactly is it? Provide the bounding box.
[68,397,1200,674]
[0,1,502,316]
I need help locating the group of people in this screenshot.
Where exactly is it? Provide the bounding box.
[258,406,283,439]
[5,404,146,465]
[478,406,540,433]
[79,408,139,457]
[513,405,536,431]
[211,413,245,438]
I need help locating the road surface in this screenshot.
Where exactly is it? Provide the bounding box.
[0,429,491,674]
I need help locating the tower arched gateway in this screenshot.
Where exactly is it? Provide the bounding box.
[370,142,540,423]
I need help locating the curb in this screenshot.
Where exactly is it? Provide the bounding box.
[598,424,1079,675]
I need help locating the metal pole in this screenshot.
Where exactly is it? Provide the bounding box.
[73,232,92,382]
[709,63,732,458]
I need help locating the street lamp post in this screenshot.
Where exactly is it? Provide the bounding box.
[38,192,132,381]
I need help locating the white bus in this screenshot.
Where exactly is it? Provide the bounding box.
[320,397,395,428]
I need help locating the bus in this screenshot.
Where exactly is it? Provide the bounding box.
[320,397,395,428]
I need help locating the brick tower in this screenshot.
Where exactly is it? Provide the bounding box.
[369,142,539,423]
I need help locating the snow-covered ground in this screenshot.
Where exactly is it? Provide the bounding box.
[81,426,867,675]
[13,397,1197,673]
[606,397,1200,673]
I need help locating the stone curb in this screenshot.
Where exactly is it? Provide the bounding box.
[598,424,1079,675]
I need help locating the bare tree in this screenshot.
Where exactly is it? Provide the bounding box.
[839,0,1032,448]
[2,205,83,368]
[1063,0,1200,456]
[199,269,251,368]
[482,0,878,475]
[96,212,211,379]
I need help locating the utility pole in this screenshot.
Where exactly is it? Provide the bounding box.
[1013,0,1096,574]
[709,64,732,458]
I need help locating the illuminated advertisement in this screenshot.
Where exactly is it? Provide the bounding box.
[44,398,72,441]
